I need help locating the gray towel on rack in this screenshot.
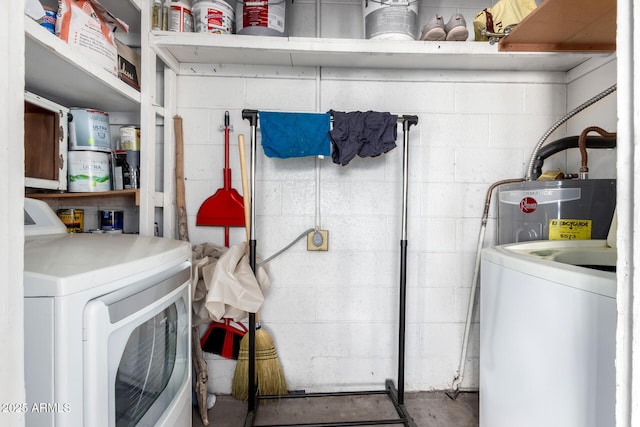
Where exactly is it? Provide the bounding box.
[329,110,398,166]
[259,111,331,158]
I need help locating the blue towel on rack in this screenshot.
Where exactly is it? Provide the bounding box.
[259,111,331,158]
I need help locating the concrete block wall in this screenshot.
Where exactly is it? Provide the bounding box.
[179,1,617,394]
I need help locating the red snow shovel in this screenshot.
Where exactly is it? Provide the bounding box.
[196,111,245,247]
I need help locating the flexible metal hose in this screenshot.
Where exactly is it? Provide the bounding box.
[530,135,617,180]
[448,177,525,399]
[525,84,617,180]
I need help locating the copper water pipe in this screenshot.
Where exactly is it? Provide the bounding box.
[578,126,616,179]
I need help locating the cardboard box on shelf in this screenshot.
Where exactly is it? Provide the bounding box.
[116,40,141,91]
[56,0,129,77]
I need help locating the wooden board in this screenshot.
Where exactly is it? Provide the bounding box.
[26,189,140,206]
[499,0,616,52]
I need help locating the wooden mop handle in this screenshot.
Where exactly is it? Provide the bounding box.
[239,134,261,327]
[238,134,250,244]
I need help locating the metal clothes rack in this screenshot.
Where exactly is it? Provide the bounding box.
[241,109,419,427]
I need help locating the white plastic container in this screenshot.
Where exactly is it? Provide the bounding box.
[67,151,111,192]
[169,0,194,32]
[363,0,419,40]
[236,0,286,36]
[193,0,235,34]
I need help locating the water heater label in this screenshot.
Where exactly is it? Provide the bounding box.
[501,188,581,206]
[549,219,592,240]
[519,197,537,213]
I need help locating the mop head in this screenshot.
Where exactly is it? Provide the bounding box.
[232,326,287,401]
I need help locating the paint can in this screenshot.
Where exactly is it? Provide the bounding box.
[193,0,235,34]
[363,0,419,41]
[100,209,124,231]
[120,126,140,151]
[235,0,286,36]
[169,0,194,32]
[57,209,84,233]
[68,109,112,152]
[67,151,111,192]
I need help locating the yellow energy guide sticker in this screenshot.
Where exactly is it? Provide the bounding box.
[549,219,592,240]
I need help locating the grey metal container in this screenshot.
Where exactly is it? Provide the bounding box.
[497,179,616,244]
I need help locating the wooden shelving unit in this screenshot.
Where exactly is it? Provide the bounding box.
[499,0,616,52]
[26,189,140,207]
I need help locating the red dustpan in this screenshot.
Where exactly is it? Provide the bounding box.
[196,111,245,246]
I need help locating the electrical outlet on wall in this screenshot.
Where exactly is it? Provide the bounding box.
[307,230,329,251]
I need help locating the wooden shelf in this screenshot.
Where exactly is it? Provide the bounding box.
[499,0,616,52]
[151,32,612,73]
[26,189,140,206]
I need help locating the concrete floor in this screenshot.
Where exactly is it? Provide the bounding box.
[192,391,479,427]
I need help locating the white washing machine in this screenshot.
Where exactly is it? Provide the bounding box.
[480,239,616,427]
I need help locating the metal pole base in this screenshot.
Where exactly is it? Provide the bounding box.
[242,380,416,427]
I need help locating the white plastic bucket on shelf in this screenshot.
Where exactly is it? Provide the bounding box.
[363,0,419,41]
[169,0,194,32]
[236,0,286,36]
[67,151,111,193]
[193,0,235,34]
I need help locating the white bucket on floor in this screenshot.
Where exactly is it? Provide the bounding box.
[363,0,419,41]
[203,352,236,394]
[236,0,286,36]
[193,0,235,34]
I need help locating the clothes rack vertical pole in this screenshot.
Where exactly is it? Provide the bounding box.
[242,109,259,427]
[398,115,418,405]
[241,109,418,427]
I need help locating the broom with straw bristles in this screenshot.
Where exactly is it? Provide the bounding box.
[232,314,288,400]
[232,134,287,401]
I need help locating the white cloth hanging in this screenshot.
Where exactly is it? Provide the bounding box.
[191,242,270,324]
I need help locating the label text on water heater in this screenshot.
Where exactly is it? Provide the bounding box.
[549,219,592,240]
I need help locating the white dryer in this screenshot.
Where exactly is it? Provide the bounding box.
[23,198,192,427]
